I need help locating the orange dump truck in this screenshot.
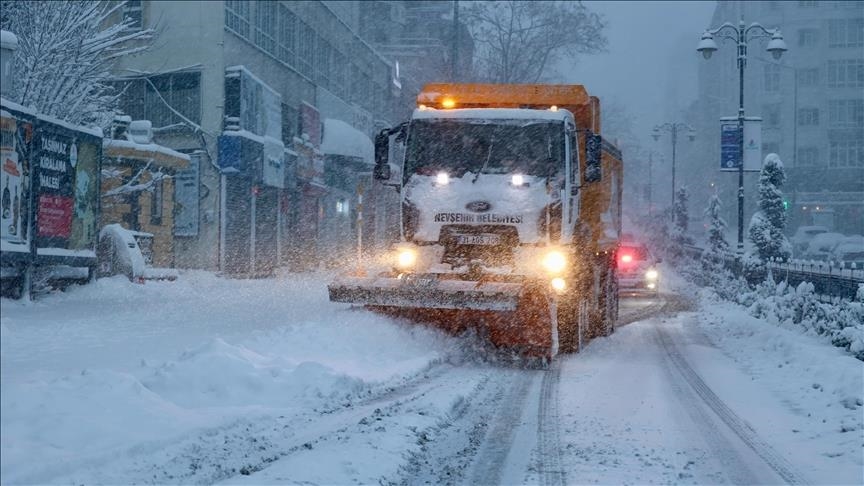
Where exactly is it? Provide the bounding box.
[329,83,623,361]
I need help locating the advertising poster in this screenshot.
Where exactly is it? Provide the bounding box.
[34,119,100,253]
[0,107,33,252]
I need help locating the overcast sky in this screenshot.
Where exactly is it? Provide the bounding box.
[559,1,717,147]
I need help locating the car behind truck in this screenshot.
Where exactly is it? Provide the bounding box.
[329,83,623,361]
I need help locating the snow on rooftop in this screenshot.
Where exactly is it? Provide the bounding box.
[320,118,374,164]
[412,108,573,123]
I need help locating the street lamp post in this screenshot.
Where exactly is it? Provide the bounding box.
[652,123,695,220]
[698,18,788,255]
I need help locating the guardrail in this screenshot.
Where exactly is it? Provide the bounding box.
[682,245,863,301]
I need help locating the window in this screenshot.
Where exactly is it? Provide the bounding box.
[315,35,332,88]
[278,5,297,66]
[225,1,250,39]
[123,0,143,31]
[798,29,818,47]
[764,64,781,92]
[112,72,202,128]
[297,21,314,78]
[150,178,163,226]
[797,68,820,87]
[827,59,864,87]
[254,1,277,55]
[828,18,864,47]
[798,0,817,6]
[332,51,347,98]
[797,147,820,166]
[829,140,863,167]
[281,103,298,145]
[798,108,819,126]
[763,104,782,127]
[828,99,864,127]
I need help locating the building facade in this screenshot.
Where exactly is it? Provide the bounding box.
[687,0,863,238]
[108,1,403,275]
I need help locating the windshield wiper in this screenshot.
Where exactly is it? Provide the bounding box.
[472,137,494,184]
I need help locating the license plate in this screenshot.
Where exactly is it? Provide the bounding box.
[404,274,437,288]
[456,234,501,246]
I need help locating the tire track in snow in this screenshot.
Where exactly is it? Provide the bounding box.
[537,360,565,486]
[655,324,809,485]
[467,370,535,485]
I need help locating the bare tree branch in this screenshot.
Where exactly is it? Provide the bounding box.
[464,0,607,83]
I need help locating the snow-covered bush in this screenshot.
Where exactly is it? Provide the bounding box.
[748,154,791,263]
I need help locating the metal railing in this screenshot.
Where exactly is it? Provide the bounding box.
[683,245,863,301]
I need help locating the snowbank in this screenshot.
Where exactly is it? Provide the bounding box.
[1,270,459,483]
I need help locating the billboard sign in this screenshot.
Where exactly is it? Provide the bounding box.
[1,108,32,251]
[33,118,101,254]
[720,117,763,172]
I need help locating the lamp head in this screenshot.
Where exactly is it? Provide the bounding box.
[697,32,718,60]
[688,129,696,142]
[652,127,661,141]
[766,31,787,60]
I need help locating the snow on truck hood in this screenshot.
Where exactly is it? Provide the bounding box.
[412,108,573,123]
[405,173,551,244]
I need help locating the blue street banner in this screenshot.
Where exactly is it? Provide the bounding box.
[720,119,740,171]
[720,117,763,172]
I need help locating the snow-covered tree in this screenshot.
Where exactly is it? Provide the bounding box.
[0,0,154,127]
[670,186,693,253]
[748,153,791,262]
[703,194,729,254]
[464,1,607,83]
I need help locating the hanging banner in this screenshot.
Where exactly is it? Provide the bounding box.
[742,116,763,172]
[720,117,763,172]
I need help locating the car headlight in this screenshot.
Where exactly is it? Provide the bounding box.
[542,250,567,274]
[436,172,450,185]
[645,269,658,280]
[396,248,417,269]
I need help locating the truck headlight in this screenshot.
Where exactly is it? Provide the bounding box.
[542,250,567,274]
[396,248,417,269]
[436,172,450,185]
[551,277,567,293]
[645,269,658,280]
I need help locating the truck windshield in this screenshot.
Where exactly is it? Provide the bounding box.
[404,119,565,183]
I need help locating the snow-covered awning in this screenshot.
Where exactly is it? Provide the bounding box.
[103,138,190,171]
[320,118,374,165]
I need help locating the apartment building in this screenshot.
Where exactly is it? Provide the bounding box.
[109,1,402,275]
[686,0,863,236]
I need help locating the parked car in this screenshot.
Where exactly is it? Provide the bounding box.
[831,235,864,266]
[791,225,828,257]
[617,242,660,295]
[802,232,845,261]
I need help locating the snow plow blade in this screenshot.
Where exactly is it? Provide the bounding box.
[328,275,522,311]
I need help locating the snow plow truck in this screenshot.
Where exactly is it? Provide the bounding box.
[328,83,623,360]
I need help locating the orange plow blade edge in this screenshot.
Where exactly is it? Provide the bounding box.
[328,275,559,359]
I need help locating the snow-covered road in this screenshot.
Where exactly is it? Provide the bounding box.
[1,271,861,485]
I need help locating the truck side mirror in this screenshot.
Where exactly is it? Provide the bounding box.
[585,133,602,183]
[374,129,391,180]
